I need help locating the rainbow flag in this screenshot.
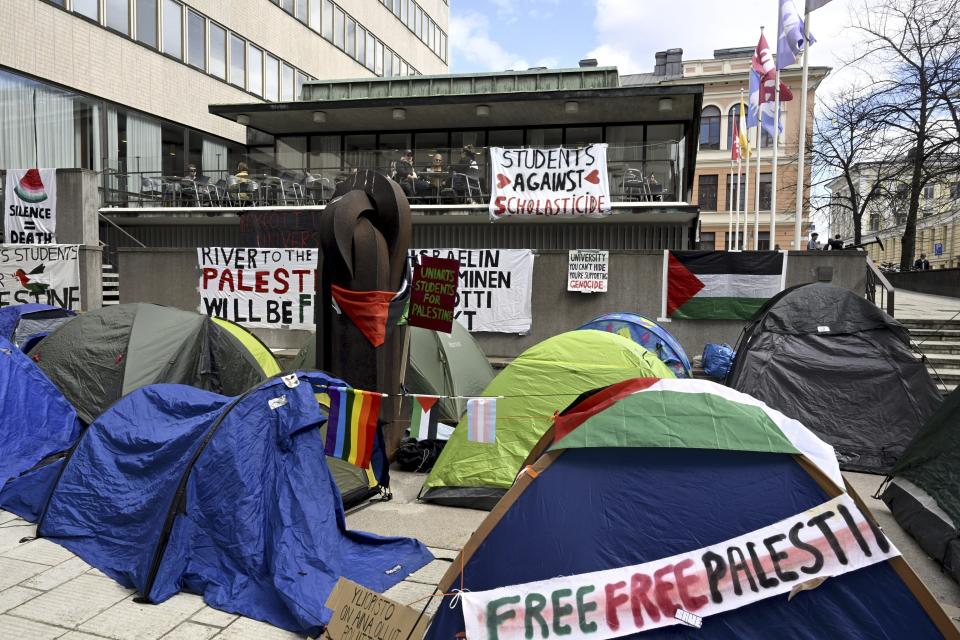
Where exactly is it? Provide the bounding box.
[324,388,382,468]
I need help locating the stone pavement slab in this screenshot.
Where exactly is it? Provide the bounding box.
[23,556,92,591]
[893,289,960,320]
[0,613,65,639]
[190,606,239,628]
[211,617,303,639]
[3,537,77,566]
[10,573,133,628]
[0,585,43,615]
[79,592,206,640]
[60,632,113,640]
[0,557,49,591]
[162,622,221,640]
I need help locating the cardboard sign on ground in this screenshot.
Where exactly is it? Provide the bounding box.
[324,578,431,640]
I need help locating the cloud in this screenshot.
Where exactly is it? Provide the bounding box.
[449,11,529,72]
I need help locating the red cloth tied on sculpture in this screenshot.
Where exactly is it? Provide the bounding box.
[331,284,396,347]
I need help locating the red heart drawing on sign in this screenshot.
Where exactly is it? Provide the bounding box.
[585,169,601,184]
[496,174,511,189]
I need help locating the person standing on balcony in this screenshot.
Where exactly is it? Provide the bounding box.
[807,232,821,250]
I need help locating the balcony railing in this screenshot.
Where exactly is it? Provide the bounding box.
[99,143,683,209]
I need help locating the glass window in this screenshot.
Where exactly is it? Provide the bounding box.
[401,0,408,23]
[136,0,158,47]
[440,32,446,61]
[489,130,523,147]
[384,50,393,77]
[187,10,205,70]
[296,71,307,99]
[162,0,182,59]
[375,40,384,75]
[429,22,435,51]
[356,26,366,62]
[309,0,320,31]
[229,34,245,88]
[699,232,716,251]
[727,104,743,150]
[699,106,721,150]
[365,33,376,70]
[321,0,333,39]
[344,135,376,171]
[393,0,402,17]
[296,0,307,21]
[49,0,65,5]
[209,22,226,79]
[400,60,408,76]
[73,0,98,20]
[277,137,306,171]
[346,17,356,57]
[697,175,718,211]
[526,128,562,147]
[265,54,279,101]
[415,6,422,38]
[281,63,294,100]
[333,7,344,49]
[757,231,771,251]
[280,0,293,12]
[406,0,415,29]
[248,45,263,96]
[413,132,448,168]
[452,131,486,150]
[565,127,603,146]
[106,0,129,34]
[758,172,773,210]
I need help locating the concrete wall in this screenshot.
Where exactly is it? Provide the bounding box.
[117,247,867,360]
[886,269,960,298]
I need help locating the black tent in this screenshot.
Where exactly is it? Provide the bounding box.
[726,283,941,473]
[882,387,960,584]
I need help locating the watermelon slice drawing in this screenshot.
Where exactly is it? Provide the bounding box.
[14,169,48,203]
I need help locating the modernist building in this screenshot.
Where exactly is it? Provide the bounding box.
[624,47,829,250]
[0,0,449,182]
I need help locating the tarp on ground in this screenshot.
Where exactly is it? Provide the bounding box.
[30,304,280,423]
[882,386,960,584]
[726,283,941,474]
[578,312,693,378]
[0,335,80,485]
[18,371,431,636]
[0,303,76,349]
[427,378,953,639]
[420,330,674,510]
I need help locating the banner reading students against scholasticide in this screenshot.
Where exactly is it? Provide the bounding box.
[198,247,316,330]
[461,493,899,640]
[409,249,534,333]
[489,145,611,220]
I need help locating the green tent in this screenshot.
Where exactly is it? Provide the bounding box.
[406,323,495,423]
[420,329,674,509]
[31,304,280,423]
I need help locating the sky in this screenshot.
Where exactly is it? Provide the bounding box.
[448,0,865,99]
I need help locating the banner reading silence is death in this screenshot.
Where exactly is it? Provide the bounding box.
[462,493,898,640]
[198,248,316,329]
[0,245,80,309]
[409,249,534,333]
[4,169,57,245]
[489,145,611,220]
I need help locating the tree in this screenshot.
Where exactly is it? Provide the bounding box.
[851,0,960,269]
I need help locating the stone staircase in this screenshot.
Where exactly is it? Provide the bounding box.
[102,263,120,306]
[901,318,960,395]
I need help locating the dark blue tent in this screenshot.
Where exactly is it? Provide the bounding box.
[0,304,75,350]
[2,371,431,636]
[427,379,953,639]
[578,313,692,378]
[0,335,81,486]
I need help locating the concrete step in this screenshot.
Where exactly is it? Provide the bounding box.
[102,264,119,306]
[918,354,960,369]
[939,383,957,396]
[900,318,960,330]
[928,368,960,384]
[907,328,960,341]
[913,341,960,355]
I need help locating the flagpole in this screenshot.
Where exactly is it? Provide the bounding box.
[735,154,742,250]
[770,0,783,248]
[794,9,812,251]
[741,88,751,250]
[754,123,762,249]
[728,161,734,250]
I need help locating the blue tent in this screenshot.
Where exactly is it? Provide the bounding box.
[2,371,432,636]
[427,379,952,639]
[578,313,692,378]
[0,304,76,350]
[0,335,81,486]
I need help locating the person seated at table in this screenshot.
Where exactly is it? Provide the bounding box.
[453,146,479,175]
[231,162,253,203]
[394,150,430,200]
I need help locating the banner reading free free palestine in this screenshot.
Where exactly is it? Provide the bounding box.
[462,493,898,640]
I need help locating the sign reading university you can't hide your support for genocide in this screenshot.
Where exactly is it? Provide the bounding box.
[0,245,80,309]
[409,249,534,333]
[462,493,899,640]
[409,256,460,333]
[489,145,612,219]
[567,250,609,293]
[197,247,316,329]
[4,169,57,245]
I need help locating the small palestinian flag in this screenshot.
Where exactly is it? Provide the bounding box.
[410,396,439,440]
[14,169,48,203]
[324,387,382,468]
[666,250,784,320]
[467,398,496,444]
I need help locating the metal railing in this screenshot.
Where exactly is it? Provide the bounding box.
[866,256,895,317]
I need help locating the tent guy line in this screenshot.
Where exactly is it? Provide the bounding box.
[311,382,509,400]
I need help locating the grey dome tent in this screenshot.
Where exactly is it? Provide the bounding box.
[881,386,960,584]
[726,283,941,474]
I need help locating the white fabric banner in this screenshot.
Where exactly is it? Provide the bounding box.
[488,145,612,219]
[197,247,316,330]
[4,169,57,244]
[462,493,899,640]
[0,245,81,309]
[410,249,534,333]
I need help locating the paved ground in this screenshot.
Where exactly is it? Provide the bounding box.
[892,289,960,320]
[0,468,957,638]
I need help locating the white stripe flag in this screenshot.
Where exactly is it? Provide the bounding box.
[806,0,832,10]
[467,398,497,444]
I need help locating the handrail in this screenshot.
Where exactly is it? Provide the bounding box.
[866,256,895,317]
[97,211,146,248]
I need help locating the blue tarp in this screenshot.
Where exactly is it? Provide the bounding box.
[0,304,76,349]
[578,313,692,378]
[6,371,432,636]
[0,335,80,486]
[427,448,942,639]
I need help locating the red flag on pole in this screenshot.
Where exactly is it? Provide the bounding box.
[731,121,741,162]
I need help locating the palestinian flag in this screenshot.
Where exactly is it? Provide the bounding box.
[14,169,48,203]
[666,250,784,320]
[410,396,439,440]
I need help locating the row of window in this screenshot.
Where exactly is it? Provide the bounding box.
[377,0,448,63]
[698,231,772,251]
[697,173,774,211]
[700,105,774,150]
[267,0,422,77]
[51,0,316,101]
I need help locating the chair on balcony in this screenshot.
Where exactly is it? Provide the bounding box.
[621,168,649,202]
[279,172,305,205]
[450,171,481,205]
[304,173,334,204]
[215,179,231,206]
[140,177,164,205]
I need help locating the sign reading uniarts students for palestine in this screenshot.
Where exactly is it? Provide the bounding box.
[461,493,899,640]
[0,245,81,309]
[197,247,316,330]
[489,145,612,219]
[567,250,609,293]
[409,249,534,333]
[409,255,460,333]
[4,168,57,245]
